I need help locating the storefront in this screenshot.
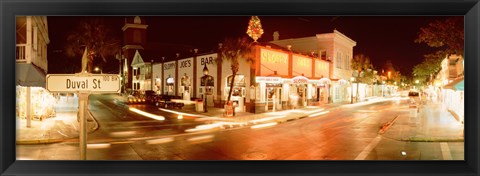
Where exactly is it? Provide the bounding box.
[16,63,56,125]
[250,45,331,113]
[316,77,331,104]
[152,63,163,94]
[163,61,176,96]
[332,79,350,103]
[443,77,464,123]
[225,74,247,112]
[196,54,217,107]
[177,57,194,100]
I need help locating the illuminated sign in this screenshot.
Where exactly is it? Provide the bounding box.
[292,76,309,84]
[255,76,282,84]
[199,56,215,65]
[260,49,288,64]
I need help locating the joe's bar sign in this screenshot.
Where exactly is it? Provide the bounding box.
[46,74,120,93]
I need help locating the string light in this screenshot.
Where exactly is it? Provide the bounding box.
[246,16,264,42]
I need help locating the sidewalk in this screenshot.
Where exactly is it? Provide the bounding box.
[16,97,99,145]
[381,102,464,142]
[159,100,356,130]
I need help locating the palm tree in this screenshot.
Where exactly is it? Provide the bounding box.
[218,37,255,108]
[65,17,121,73]
[351,54,373,102]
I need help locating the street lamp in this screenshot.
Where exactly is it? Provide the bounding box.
[94,67,101,73]
[202,64,209,112]
[350,77,355,104]
[116,53,126,94]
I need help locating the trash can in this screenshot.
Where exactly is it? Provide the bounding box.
[196,99,204,112]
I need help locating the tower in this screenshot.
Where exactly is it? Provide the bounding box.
[122,16,148,91]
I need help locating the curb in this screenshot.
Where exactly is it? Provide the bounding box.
[16,139,64,145]
[400,137,464,142]
[16,110,100,145]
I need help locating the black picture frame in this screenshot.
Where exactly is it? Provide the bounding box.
[1,0,479,176]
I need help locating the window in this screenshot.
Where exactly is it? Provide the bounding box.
[336,52,342,69]
[345,54,350,70]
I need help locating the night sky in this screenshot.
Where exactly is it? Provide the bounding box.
[47,16,453,76]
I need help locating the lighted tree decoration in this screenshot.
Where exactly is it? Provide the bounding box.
[246,16,264,42]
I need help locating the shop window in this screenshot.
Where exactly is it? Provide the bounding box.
[227,75,246,87]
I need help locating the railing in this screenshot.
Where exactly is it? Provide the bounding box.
[16,44,27,62]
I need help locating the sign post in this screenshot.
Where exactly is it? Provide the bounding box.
[46,73,120,160]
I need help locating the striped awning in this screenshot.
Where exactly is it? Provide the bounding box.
[444,77,464,91]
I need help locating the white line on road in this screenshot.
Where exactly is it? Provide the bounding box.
[355,135,382,160]
[440,142,453,160]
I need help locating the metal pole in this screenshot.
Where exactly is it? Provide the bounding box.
[78,93,88,160]
[351,82,354,104]
[204,92,208,113]
[26,86,31,128]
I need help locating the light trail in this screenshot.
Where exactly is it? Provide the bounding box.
[129,107,165,121]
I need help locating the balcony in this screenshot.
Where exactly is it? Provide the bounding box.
[16,44,27,62]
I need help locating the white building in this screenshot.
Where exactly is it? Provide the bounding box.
[270,30,357,103]
[436,54,464,123]
[16,16,54,126]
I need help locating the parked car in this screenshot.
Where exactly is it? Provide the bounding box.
[127,90,146,104]
[144,90,157,104]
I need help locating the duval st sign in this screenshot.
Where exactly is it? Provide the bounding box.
[46,74,120,93]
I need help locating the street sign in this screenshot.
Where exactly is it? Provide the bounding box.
[46,74,120,93]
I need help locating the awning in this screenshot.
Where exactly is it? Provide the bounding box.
[443,77,464,91]
[319,77,332,85]
[16,63,46,88]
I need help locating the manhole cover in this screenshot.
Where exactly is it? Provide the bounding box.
[243,151,268,160]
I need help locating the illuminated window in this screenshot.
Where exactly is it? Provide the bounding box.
[345,54,350,70]
[336,52,342,69]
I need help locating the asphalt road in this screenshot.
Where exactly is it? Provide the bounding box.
[16,95,464,160]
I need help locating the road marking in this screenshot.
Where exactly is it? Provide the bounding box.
[355,135,382,160]
[440,142,452,160]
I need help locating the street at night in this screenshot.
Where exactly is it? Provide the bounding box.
[16,93,464,160]
[15,16,465,161]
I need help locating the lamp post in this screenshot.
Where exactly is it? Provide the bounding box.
[350,77,355,104]
[202,64,209,113]
[116,53,126,94]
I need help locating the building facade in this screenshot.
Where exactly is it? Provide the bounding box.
[16,16,55,126]
[435,54,464,123]
[270,30,357,103]
[121,16,148,92]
